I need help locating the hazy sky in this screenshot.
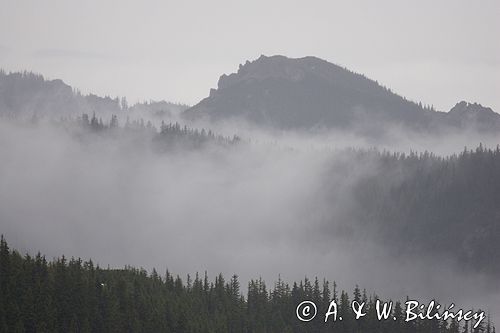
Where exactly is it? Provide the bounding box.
[1,0,499,111]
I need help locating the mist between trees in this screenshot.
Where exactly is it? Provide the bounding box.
[0,114,499,327]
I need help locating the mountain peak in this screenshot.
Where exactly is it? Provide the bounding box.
[447,101,500,130]
[219,55,357,89]
[185,55,500,133]
[449,101,495,116]
[185,55,429,130]
[217,55,334,91]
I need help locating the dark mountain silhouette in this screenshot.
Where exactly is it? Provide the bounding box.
[184,55,498,133]
[447,101,500,131]
[2,63,498,134]
[0,70,85,116]
[0,70,188,118]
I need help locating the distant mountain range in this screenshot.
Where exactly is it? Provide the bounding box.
[1,59,499,134]
[184,55,500,133]
[0,70,188,119]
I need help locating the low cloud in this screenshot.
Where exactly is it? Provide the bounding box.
[0,118,498,321]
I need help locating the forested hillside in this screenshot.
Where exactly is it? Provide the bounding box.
[0,237,493,333]
[324,145,500,274]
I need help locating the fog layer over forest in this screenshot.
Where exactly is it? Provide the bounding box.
[1,116,499,321]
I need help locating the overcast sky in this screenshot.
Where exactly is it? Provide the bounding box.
[1,0,499,111]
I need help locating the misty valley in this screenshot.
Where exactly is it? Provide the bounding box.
[2,111,499,275]
[1,57,499,332]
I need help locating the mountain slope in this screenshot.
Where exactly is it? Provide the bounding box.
[0,70,188,118]
[184,55,498,132]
